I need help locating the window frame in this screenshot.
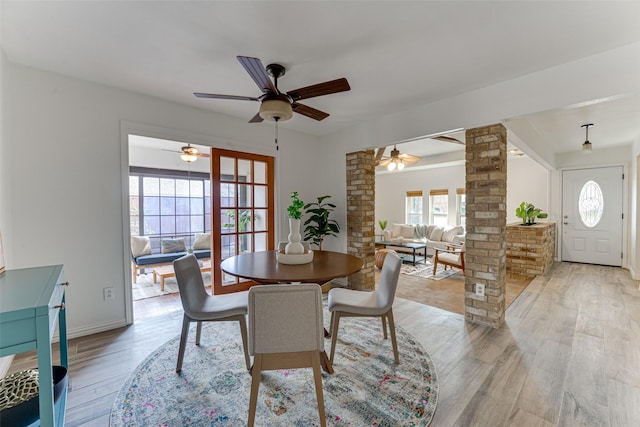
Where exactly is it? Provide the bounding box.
[429,189,449,227]
[405,190,423,225]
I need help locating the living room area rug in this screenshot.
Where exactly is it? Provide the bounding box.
[132,271,211,301]
[110,316,438,426]
[400,261,462,281]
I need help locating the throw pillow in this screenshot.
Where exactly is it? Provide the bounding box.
[193,233,211,250]
[131,236,151,258]
[442,226,464,243]
[161,238,186,254]
[426,225,438,238]
[391,223,403,237]
[429,226,444,241]
[400,225,415,239]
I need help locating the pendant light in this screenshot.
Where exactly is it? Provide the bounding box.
[581,123,593,153]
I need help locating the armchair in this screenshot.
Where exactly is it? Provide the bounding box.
[432,242,465,275]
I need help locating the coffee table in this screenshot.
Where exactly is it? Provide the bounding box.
[153,259,211,291]
[375,241,427,265]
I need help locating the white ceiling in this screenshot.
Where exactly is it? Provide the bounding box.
[3,1,640,164]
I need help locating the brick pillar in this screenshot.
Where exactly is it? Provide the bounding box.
[346,150,376,290]
[465,124,507,327]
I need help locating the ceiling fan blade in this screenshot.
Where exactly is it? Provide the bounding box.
[194,93,260,101]
[433,135,464,144]
[287,78,350,101]
[196,152,210,158]
[292,102,329,121]
[398,153,421,164]
[161,149,181,154]
[374,147,386,165]
[237,56,277,94]
[249,112,264,123]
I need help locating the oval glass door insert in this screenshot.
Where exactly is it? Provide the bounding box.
[578,180,604,227]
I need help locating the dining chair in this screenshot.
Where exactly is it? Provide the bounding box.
[328,251,402,364]
[247,283,326,427]
[432,242,465,275]
[173,254,250,373]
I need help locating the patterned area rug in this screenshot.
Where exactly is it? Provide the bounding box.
[110,316,438,426]
[401,262,462,281]
[132,272,211,301]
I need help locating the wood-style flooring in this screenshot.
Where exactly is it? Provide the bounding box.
[8,262,640,426]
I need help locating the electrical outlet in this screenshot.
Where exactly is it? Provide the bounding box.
[475,283,485,297]
[103,287,115,301]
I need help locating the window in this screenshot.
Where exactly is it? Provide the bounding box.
[578,180,604,228]
[429,189,448,227]
[456,188,466,228]
[405,190,423,225]
[129,167,210,252]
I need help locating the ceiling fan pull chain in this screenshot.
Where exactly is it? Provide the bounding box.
[274,118,279,151]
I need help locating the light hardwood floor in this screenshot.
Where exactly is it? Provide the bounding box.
[9,262,640,426]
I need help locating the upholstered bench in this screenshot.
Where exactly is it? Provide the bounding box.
[131,234,211,283]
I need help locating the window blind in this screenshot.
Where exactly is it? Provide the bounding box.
[429,189,448,196]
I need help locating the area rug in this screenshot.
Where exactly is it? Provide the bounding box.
[110,316,438,426]
[401,263,462,281]
[132,272,211,301]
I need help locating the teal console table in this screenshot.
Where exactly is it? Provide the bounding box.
[0,265,68,427]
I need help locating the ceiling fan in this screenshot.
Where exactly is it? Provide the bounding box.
[194,56,351,123]
[162,144,210,163]
[377,145,421,171]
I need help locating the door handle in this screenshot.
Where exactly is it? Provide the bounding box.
[563,222,569,225]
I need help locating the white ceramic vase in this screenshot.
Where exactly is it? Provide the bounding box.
[285,218,305,254]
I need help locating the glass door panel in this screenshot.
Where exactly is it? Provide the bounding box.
[211,149,275,294]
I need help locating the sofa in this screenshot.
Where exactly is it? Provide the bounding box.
[382,223,465,256]
[131,234,211,283]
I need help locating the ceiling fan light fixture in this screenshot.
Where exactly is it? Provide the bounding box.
[581,123,593,154]
[259,98,293,122]
[397,160,405,170]
[387,161,397,171]
[180,152,198,162]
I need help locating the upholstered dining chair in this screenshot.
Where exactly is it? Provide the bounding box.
[173,254,250,373]
[247,283,326,427]
[328,251,402,365]
[432,242,466,275]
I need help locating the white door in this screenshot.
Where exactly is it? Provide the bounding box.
[562,166,623,266]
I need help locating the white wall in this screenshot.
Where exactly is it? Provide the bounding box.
[3,61,322,337]
[506,156,551,224]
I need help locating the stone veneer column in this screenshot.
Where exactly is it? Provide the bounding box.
[465,124,507,327]
[345,150,376,290]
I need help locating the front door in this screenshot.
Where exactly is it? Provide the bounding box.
[211,149,275,294]
[561,166,623,266]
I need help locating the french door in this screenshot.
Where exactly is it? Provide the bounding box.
[561,166,623,266]
[211,149,275,294]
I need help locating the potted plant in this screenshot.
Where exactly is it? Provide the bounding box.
[303,195,340,250]
[515,201,548,225]
[378,220,388,232]
[285,192,305,254]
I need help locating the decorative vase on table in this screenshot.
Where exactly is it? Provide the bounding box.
[285,218,305,254]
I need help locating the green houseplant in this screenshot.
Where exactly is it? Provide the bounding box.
[378,219,388,232]
[303,195,340,250]
[515,201,548,225]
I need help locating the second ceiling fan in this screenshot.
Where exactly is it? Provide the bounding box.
[194,56,351,123]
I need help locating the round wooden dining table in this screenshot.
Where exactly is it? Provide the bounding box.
[220,250,363,374]
[220,250,363,285]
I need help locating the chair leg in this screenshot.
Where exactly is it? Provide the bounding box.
[381,315,388,339]
[387,309,400,364]
[195,321,203,345]
[311,352,327,427]
[248,354,263,427]
[433,258,437,275]
[238,317,251,371]
[176,314,191,373]
[329,312,341,363]
[132,263,138,284]
[329,311,335,337]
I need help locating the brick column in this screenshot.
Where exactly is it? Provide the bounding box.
[465,124,507,327]
[346,150,376,290]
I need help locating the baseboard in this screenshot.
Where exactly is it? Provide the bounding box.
[51,319,129,342]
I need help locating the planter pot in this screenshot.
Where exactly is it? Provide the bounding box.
[285,218,305,254]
